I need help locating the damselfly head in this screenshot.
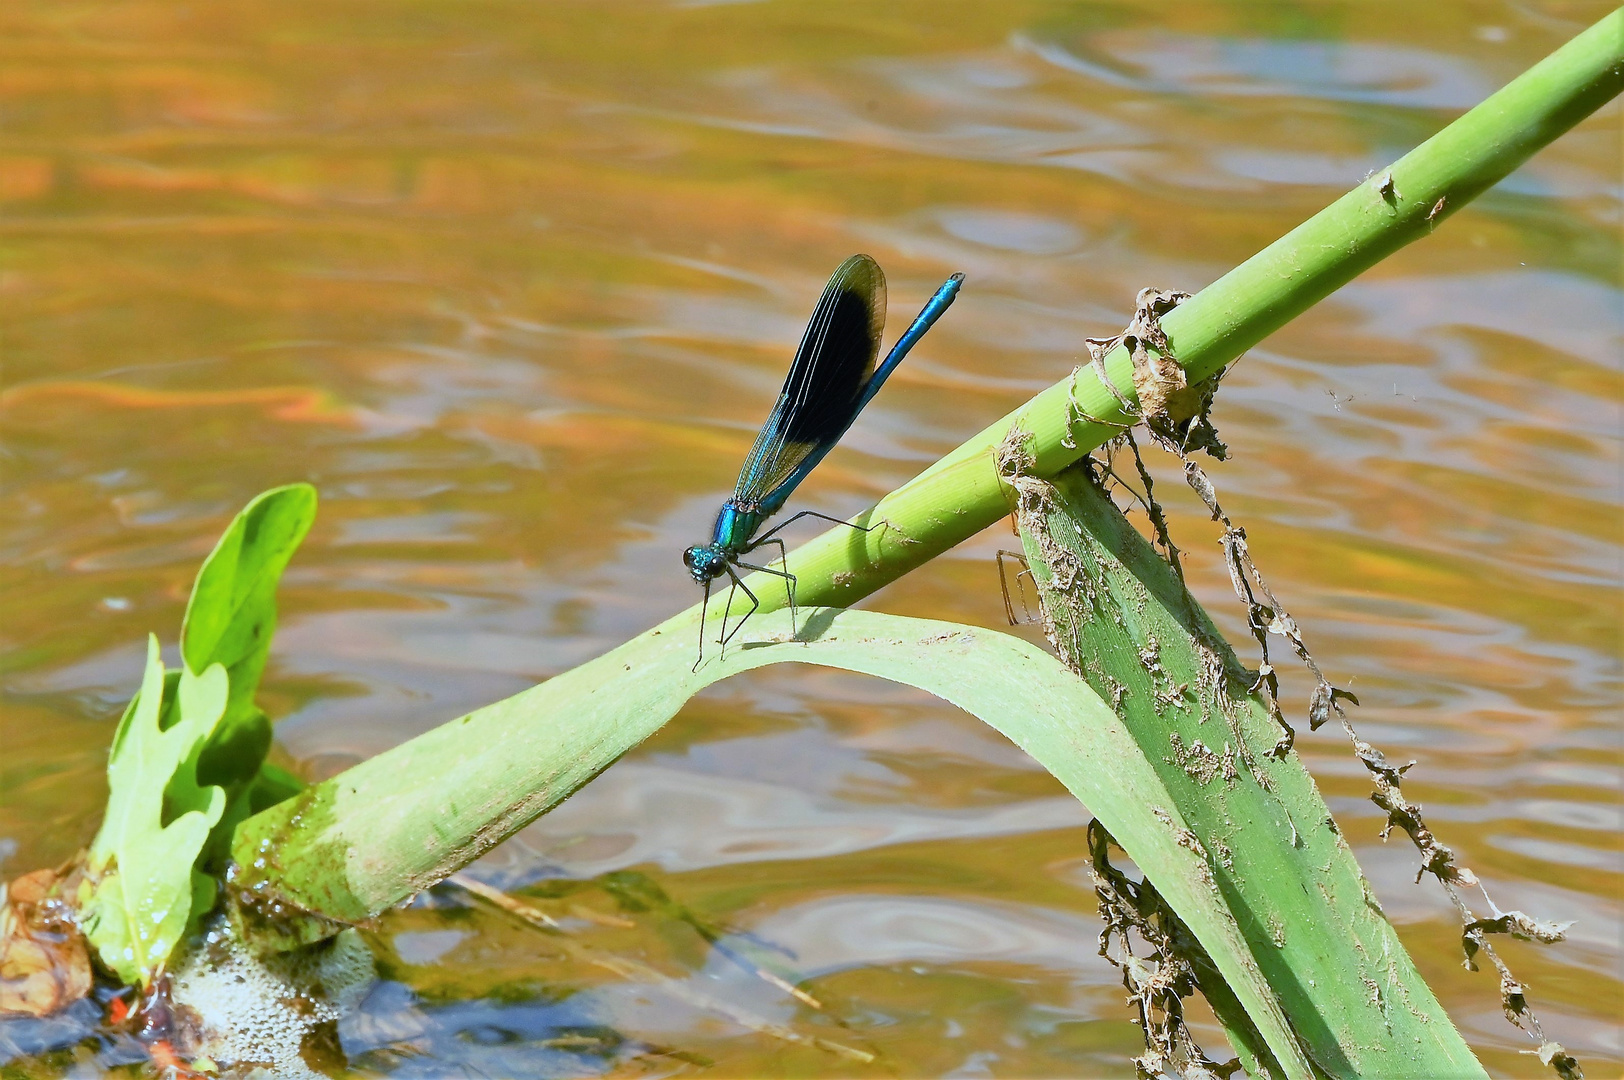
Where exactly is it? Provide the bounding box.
[683,544,729,584]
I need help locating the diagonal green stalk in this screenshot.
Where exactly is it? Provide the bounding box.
[234,11,1621,930]
[756,7,1622,614]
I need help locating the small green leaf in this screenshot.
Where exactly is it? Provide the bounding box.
[80,637,228,986]
[181,483,315,676]
[181,483,316,793]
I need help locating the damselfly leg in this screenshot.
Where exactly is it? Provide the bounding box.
[693,577,712,672]
[750,536,796,629]
[730,558,794,642]
[717,564,760,657]
[741,511,881,643]
[748,508,879,547]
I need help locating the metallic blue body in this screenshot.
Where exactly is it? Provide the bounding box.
[753,272,962,521]
[709,501,763,555]
[683,267,963,601]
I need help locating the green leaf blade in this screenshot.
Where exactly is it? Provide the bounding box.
[233,608,1308,1071]
[179,483,315,811]
[181,483,316,678]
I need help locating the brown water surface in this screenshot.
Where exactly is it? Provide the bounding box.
[2,1,1619,1076]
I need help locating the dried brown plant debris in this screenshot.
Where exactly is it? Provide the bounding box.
[1088,822,1241,1080]
[0,867,93,1018]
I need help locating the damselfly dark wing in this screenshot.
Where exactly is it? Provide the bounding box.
[733,255,886,510]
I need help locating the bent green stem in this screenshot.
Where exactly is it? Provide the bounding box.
[768,7,1623,612]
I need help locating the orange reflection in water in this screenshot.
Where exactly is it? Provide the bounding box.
[0,1,1618,1075]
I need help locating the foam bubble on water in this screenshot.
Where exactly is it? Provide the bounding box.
[169,916,375,1078]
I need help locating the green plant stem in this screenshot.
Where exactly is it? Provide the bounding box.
[768,7,1622,613]
[234,12,1622,921]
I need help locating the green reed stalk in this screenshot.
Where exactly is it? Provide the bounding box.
[233,11,1622,928]
[773,6,1624,612]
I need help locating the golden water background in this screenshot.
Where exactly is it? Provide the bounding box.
[1,1,1619,1075]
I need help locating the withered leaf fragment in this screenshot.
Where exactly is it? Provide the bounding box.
[0,868,93,1017]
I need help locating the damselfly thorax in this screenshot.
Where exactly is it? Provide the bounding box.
[682,500,766,585]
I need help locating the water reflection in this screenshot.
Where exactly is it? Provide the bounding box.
[1,0,1618,1075]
